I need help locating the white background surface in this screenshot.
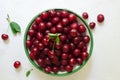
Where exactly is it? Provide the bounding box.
[0,0,120,80]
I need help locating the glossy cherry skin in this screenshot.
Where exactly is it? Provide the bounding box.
[52,17,60,25]
[36,32,43,40]
[56,23,63,32]
[26,40,32,47]
[62,44,70,53]
[62,18,69,26]
[46,22,52,29]
[69,58,77,66]
[65,65,73,72]
[82,52,88,60]
[69,29,78,37]
[48,51,55,59]
[62,53,69,59]
[60,34,67,42]
[41,12,49,20]
[77,58,83,65]
[97,14,104,23]
[70,22,78,29]
[83,35,90,43]
[89,22,96,29]
[73,49,81,56]
[52,66,59,73]
[61,10,69,18]
[44,66,51,73]
[14,61,21,68]
[28,29,35,36]
[69,13,76,22]
[79,24,86,33]
[39,22,46,31]
[35,17,42,24]
[82,12,88,19]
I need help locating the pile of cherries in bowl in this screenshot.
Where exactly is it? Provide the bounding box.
[24,9,93,76]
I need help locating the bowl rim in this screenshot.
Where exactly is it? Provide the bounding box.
[24,8,94,76]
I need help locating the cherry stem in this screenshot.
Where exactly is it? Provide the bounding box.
[6,14,11,23]
[49,33,61,52]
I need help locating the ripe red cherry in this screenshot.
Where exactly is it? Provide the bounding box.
[37,58,45,67]
[1,34,9,40]
[56,23,63,32]
[60,34,67,42]
[46,22,52,29]
[62,53,68,59]
[97,14,104,23]
[73,49,81,56]
[32,24,38,30]
[36,32,43,40]
[50,27,57,33]
[61,10,69,18]
[44,57,51,65]
[69,58,77,66]
[62,18,69,26]
[89,22,96,29]
[55,42,62,49]
[70,43,75,50]
[49,9,56,17]
[73,37,80,44]
[61,60,68,66]
[69,29,78,37]
[42,38,49,46]
[44,66,51,73]
[62,44,70,53]
[52,17,60,25]
[41,12,49,20]
[14,61,21,68]
[63,27,70,34]
[83,35,90,43]
[79,24,86,33]
[82,12,88,19]
[53,67,59,73]
[70,22,78,29]
[31,47,38,55]
[39,22,46,31]
[26,40,32,47]
[29,52,36,60]
[48,51,55,59]
[28,29,35,36]
[69,13,76,22]
[37,42,44,50]
[35,17,42,24]
[43,48,49,55]
[82,52,88,60]
[56,11,61,17]
[78,41,85,49]
[65,65,73,72]
[77,58,83,65]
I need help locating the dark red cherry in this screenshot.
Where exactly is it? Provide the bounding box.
[48,51,55,59]
[56,23,63,32]
[73,49,81,56]
[69,58,77,66]
[36,32,43,40]
[62,53,68,59]
[53,67,59,73]
[77,58,83,65]
[39,22,46,31]
[44,66,51,73]
[89,22,96,29]
[52,17,60,25]
[82,12,88,19]
[65,65,73,72]
[82,52,88,60]
[70,22,78,29]
[35,17,42,24]
[97,14,104,23]
[26,40,32,47]
[28,29,35,36]
[41,12,49,20]
[69,29,78,37]
[79,24,86,33]
[50,27,57,33]
[69,13,76,22]
[14,61,21,69]
[46,22,52,29]
[60,34,67,42]
[61,10,69,18]
[62,44,70,53]
[83,35,90,43]
[61,18,69,26]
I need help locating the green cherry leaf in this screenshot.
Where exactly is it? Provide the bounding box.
[55,36,60,44]
[10,22,21,33]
